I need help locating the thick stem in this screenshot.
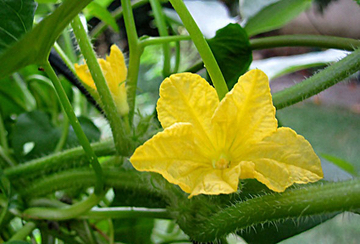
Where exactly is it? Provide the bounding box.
[43,62,104,195]
[185,179,360,242]
[273,48,360,109]
[250,35,360,51]
[71,15,130,156]
[169,0,228,100]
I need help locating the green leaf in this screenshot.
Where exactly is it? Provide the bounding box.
[244,0,311,37]
[240,0,279,20]
[84,2,119,32]
[321,153,357,176]
[0,0,92,80]
[11,111,100,162]
[0,0,37,55]
[4,241,31,244]
[207,23,252,89]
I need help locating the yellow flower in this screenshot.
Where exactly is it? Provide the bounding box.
[130,70,323,198]
[75,44,129,116]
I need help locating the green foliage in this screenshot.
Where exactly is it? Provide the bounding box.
[0,0,37,55]
[84,2,119,32]
[11,111,100,162]
[244,0,312,36]
[0,0,91,79]
[207,23,252,89]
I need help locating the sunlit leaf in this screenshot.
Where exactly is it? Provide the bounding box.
[244,0,311,37]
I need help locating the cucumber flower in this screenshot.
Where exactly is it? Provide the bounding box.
[130,70,323,198]
[75,44,129,116]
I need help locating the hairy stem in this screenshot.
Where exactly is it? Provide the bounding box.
[273,48,360,109]
[182,179,360,242]
[80,207,171,220]
[71,15,130,156]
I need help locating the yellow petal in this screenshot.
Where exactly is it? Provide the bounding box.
[189,165,241,198]
[106,45,127,84]
[74,63,96,90]
[157,73,219,155]
[211,69,277,156]
[239,127,323,192]
[130,123,211,194]
[98,59,118,94]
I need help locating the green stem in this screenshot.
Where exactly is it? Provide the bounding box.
[168,0,228,100]
[54,116,69,153]
[273,48,360,109]
[62,26,77,63]
[139,35,191,48]
[53,42,76,75]
[121,0,142,123]
[4,140,114,180]
[90,0,150,38]
[22,192,105,221]
[19,168,162,200]
[8,222,36,241]
[43,62,104,195]
[149,0,171,77]
[0,110,9,153]
[108,219,114,244]
[250,35,360,51]
[183,179,360,242]
[186,35,360,74]
[71,15,130,156]
[80,207,171,219]
[0,146,16,167]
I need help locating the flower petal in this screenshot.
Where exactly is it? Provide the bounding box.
[130,122,211,194]
[211,69,277,157]
[157,73,219,154]
[98,59,117,94]
[74,63,96,90]
[239,127,323,192]
[106,45,127,85]
[189,165,241,198]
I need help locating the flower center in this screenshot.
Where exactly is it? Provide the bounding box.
[212,154,230,169]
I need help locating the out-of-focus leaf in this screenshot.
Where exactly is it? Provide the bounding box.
[239,0,279,20]
[0,76,34,117]
[207,24,252,89]
[0,0,91,79]
[84,2,119,32]
[244,0,311,37]
[11,111,100,162]
[321,153,357,176]
[4,241,31,244]
[65,116,101,149]
[111,187,156,244]
[0,0,37,55]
